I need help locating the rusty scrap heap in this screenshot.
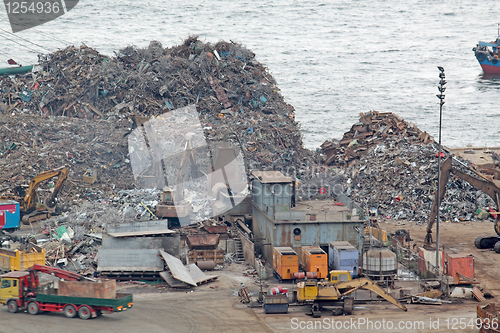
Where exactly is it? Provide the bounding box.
[327,113,495,223]
[321,111,433,166]
[0,37,316,205]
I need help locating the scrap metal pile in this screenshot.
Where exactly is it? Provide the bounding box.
[321,111,433,167]
[0,113,134,207]
[323,112,497,223]
[0,37,315,190]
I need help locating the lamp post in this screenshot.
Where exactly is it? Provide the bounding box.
[435,66,446,275]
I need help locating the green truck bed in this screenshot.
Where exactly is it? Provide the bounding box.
[35,292,133,311]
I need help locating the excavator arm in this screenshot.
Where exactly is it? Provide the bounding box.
[426,156,453,243]
[45,166,68,208]
[23,166,68,212]
[335,278,407,311]
[426,156,500,244]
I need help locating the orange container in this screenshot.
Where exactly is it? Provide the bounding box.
[273,247,299,280]
[446,253,474,278]
[301,246,328,279]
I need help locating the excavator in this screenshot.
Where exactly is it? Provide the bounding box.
[296,270,407,317]
[425,155,500,252]
[1,166,68,224]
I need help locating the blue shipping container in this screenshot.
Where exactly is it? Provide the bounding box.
[329,241,359,278]
[0,200,20,230]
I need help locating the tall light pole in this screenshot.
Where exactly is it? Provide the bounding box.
[435,66,446,274]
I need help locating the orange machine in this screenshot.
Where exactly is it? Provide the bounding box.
[272,247,299,281]
[301,246,328,279]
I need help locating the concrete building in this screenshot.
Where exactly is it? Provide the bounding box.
[251,171,364,264]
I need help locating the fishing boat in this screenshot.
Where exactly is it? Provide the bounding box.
[473,25,500,74]
[0,65,33,76]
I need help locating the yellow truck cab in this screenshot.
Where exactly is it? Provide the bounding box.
[297,270,352,301]
[329,270,352,283]
[1,276,20,301]
[0,271,29,312]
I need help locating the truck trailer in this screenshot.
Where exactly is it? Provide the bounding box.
[0,264,132,319]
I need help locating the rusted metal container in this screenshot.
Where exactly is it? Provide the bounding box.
[477,302,500,333]
[59,280,116,299]
[273,247,299,280]
[446,253,474,278]
[204,224,228,234]
[186,234,220,250]
[301,246,328,279]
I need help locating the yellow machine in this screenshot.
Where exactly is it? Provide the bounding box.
[1,166,68,224]
[296,270,407,317]
[0,249,46,273]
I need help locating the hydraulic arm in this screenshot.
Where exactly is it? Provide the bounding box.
[425,156,500,244]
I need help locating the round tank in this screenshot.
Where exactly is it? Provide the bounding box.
[362,247,397,280]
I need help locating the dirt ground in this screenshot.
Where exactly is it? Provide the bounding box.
[244,217,499,333]
[5,217,498,333]
[0,245,488,333]
[382,218,500,297]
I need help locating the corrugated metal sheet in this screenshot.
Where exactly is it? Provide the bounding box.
[186,264,218,284]
[102,234,180,258]
[160,271,189,288]
[107,220,174,237]
[159,250,197,286]
[97,249,164,272]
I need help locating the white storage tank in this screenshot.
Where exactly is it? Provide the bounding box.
[329,241,359,278]
[362,246,397,280]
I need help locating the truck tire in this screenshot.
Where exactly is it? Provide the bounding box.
[78,305,92,320]
[64,305,77,318]
[27,302,39,315]
[7,300,18,313]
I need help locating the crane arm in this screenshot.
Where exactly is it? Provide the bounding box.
[426,156,500,243]
[336,278,407,311]
[29,264,83,281]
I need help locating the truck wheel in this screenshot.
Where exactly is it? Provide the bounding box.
[7,300,18,313]
[64,305,77,318]
[27,302,39,315]
[78,306,91,320]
